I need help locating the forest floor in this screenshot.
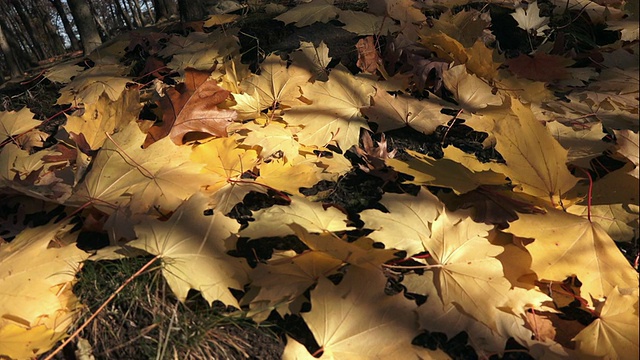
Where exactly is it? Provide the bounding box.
[0,1,638,360]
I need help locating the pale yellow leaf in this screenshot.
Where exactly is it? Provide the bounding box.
[0,221,87,358]
[291,224,397,270]
[573,287,639,360]
[491,99,579,204]
[546,121,611,168]
[56,64,131,105]
[274,0,340,27]
[386,148,508,194]
[0,108,41,145]
[129,192,248,307]
[303,266,446,359]
[424,210,510,327]
[362,88,455,133]
[614,129,639,179]
[241,54,311,111]
[360,190,441,256]
[442,64,503,113]
[291,41,332,82]
[71,122,205,214]
[505,208,639,305]
[242,122,300,159]
[241,195,353,239]
[64,89,142,150]
[284,64,374,150]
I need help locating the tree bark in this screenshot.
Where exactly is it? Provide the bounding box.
[128,0,145,27]
[10,0,47,60]
[114,0,134,29]
[143,0,154,24]
[49,0,81,51]
[0,23,21,79]
[32,0,66,55]
[153,0,177,22]
[177,0,205,22]
[67,0,103,53]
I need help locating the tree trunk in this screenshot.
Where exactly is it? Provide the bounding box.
[177,0,205,22]
[143,0,154,24]
[10,0,47,60]
[0,23,22,78]
[114,0,134,29]
[153,0,177,22]
[67,0,103,54]
[128,0,145,27]
[32,0,66,55]
[49,0,81,51]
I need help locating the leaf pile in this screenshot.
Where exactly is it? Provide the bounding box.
[0,0,638,359]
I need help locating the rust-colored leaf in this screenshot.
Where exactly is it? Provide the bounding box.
[145,68,236,147]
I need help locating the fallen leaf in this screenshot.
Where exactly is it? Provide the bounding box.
[0,108,41,145]
[442,64,503,113]
[64,89,142,150]
[302,266,446,359]
[491,99,579,204]
[56,64,131,105]
[241,54,311,111]
[511,1,550,36]
[0,221,88,359]
[614,129,639,179]
[129,192,249,307]
[284,64,375,150]
[360,190,441,256]
[274,0,340,27]
[355,36,380,74]
[573,286,639,359]
[241,195,353,239]
[505,208,639,305]
[362,87,455,133]
[71,122,206,215]
[146,68,235,146]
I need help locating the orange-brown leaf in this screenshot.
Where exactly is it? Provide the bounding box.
[145,68,236,147]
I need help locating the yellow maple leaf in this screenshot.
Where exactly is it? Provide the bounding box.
[284,64,375,150]
[242,122,300,159]
[423,210,511,328]
[338,11,399,36]
[71,122,206,214]
[362,88,456,134]
[0,221,88,359]
[247,251,342,320]
[491,99,579,204]
[190,135,262,213]
[241,54,311,111]
[0,108,41,145]
[129,192,249,307]
[274,0,340,27]
[64,89,142,150]
[386,147,508,194]
[291,224,397,270]
[505,208,639,305]
[442,64,503,113]
[56,64,131,105]
[360,190,441,256]
[573,286,639,360]
[241,195,353,239]
[257,157,323,195]
[291,41,332,82]
[300,266,449,359]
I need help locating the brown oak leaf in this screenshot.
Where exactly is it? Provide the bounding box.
[145,68,236,147]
